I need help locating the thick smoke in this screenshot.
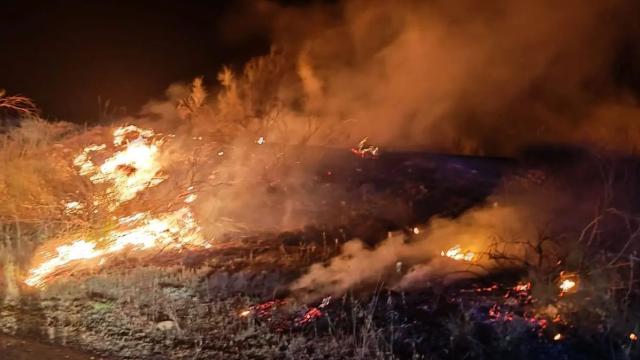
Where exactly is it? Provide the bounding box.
[93,0,640,244]
[102,0,640,291]
[215,0,640,155]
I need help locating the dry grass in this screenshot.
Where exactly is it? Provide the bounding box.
[0,119,80,219]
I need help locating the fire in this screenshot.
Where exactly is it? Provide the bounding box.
[63,201,84,215]
[441,245,476,262]
[559,279,576,293]
[26,240,103,287]
[295,307,323,326]
[26,207,205,287]
[240,296,331,328]
[630,333,638,341]
[25,125,209,287]
[558,272,579,295]
[513,282,531,292]
[351,137,380,158]
[553,333,563,341]
[73,125,166,208]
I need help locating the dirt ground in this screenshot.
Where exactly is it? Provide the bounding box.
[0,335,105,360]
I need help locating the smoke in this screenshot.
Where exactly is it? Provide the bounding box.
[110,77,359,239]
[207,0,640,155]
[95,0,640,288]
[289,180,598,302]
[288,202,524,301]
[69,0,640,251]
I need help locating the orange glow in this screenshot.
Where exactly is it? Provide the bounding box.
[558,272,579,295]
[73,125,166,208]
[26,125,209,287]
[441,244,476,262]
[26,207,206,287]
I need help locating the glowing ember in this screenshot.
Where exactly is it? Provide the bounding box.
[412,227,420,234]
[295,307,323,326]
[513,282,532,292]
[631,333,638,341]
[441,245,476,261]
[553,333,563,341]
[241,299,286,318]
[295,296,331,326]
[240,296,331,329]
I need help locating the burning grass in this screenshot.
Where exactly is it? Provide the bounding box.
[23,125,210,287]
[1,83,640,359]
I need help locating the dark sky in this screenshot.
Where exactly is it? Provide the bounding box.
[0,0,278,122]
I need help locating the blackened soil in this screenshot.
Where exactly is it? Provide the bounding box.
[0,335,107,360]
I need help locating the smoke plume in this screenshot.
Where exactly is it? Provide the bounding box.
[209,0,640,155]
[77,0,640,255]
[289,179,600,301]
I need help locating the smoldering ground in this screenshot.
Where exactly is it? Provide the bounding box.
[288,150,640,302]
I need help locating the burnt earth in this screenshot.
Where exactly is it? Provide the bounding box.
[0,334,105,360]
[4,149,637,359]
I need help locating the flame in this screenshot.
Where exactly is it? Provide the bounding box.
[63,201,84,215]
[26,125,209,287]
[441,245,476,261]
[26,240,104,287]
[558,272,579,295]
[351,137,380,158]
[553,333,563,341]
[559,279,576,293]
[73,125,166,208]
[26,207,205,287]
[630,333,638,341]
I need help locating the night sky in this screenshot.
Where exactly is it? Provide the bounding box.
[2,0,638,127]
[0,0,278,122]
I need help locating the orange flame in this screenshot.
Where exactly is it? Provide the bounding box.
[441,244,476,262]
[558,272,579,295]
[26,125,209,287]
[73,125,166,208]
